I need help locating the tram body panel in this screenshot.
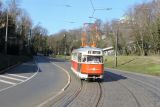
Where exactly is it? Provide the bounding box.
[71,47,104,80]
[81,64,103,75]
[71,60,78,71]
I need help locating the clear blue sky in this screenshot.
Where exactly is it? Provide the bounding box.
[16,0,151,35]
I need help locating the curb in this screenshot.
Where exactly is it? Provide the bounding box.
[38,57,71,107]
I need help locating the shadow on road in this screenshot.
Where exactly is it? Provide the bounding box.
[49,58,68,63]
[102,71,127,82]
[1,61,38,74]
[36,55,68,63]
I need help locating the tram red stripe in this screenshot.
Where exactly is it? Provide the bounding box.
[71,60,78,71]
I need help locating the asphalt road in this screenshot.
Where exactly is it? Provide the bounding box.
[0,56,160,107]
[47,59,160,107]
[0,56,68,107]
[102,68,160,107]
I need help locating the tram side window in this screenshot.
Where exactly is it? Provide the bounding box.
[82,56,87,62]
[87,56,103,63]
[72,53,77,61]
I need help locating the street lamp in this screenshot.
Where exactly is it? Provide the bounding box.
[4,9,17,55]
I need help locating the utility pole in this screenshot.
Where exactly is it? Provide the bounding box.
[28,29,32,47]
[64,34,66,60]
[30,29,32,45]
[5,11,8,55]
[27,29,32,54]
[115,26,119,68]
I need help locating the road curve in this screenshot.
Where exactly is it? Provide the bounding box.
[0,56,68,107]
[48,60,160,107]
[0,56,160,107]
[101,68,160,107]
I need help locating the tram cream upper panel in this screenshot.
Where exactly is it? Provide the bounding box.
[72,47,103,56]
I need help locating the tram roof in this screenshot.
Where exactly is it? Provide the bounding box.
[73,46,103,53]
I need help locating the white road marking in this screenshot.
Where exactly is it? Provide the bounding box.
[0,79,16,85]
[38,58,71,107]
[7,74,28,79]
[0,75,24,82]
[51,61,71,91]
[0,56,39,93]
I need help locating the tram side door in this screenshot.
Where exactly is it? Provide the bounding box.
[78,53,82,72]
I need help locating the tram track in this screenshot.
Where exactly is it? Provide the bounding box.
[65,79,103,107]
[45,58,160,107]
[46,58,103,107]
[43,59,83,107]
[46,80,83,107]
[107,71,160,107]
[95,82,103,107]
[108,73,141,107]
[106,70,160,107]
[116,80,141,107]
[108,69,160,94]
[47,58,104,107]
[64,79,83,106]
[48,77,83,107]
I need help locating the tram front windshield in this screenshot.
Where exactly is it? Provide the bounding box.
[82,56,103,63]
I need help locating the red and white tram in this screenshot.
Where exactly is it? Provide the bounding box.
[71,46,104,80]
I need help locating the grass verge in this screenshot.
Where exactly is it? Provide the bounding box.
[104,56,160,76]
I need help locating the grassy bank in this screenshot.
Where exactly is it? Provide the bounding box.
[104,56,160,76]
[50,54,160,76]
[0,54,32,70]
